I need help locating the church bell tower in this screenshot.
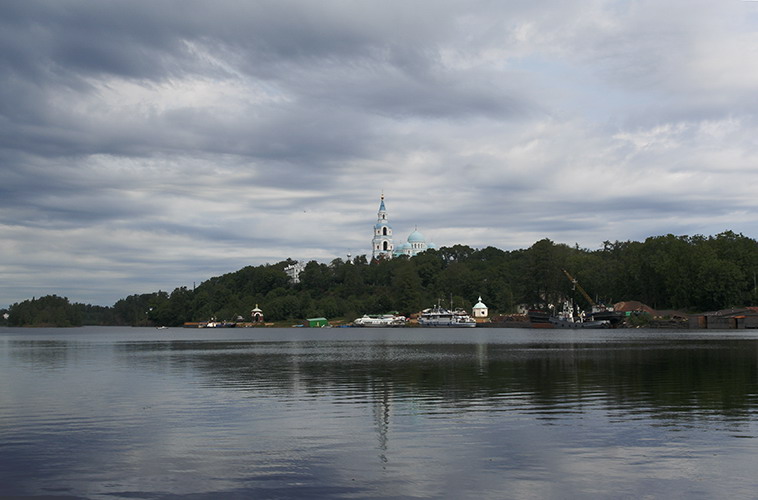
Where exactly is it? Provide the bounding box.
[372,194,394,259]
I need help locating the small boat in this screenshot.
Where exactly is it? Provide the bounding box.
[549,316,610,329]
[201,320,236,328]
[418,305,476,328]
[353,314,407,327]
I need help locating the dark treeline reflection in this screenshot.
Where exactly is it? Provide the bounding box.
[10,339,85,370]
[117,339,758,420]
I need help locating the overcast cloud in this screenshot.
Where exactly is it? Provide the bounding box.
[2,0,758,306]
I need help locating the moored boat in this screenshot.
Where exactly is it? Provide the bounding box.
[418,305,476,327]
[586,307,625,327]
[548,316,610,329]
[353,314,407,327]
[201,320,236,328]
[527,309,553,328]
[529,302,614,329]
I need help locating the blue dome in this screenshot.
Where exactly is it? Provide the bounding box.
[393,242,411,255]
[408,230,425,243]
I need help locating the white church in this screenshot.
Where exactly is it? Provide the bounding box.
[371,194,436,260]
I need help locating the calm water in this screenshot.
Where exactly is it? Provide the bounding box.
[1,327,758,499]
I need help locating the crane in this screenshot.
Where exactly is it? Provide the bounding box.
[562,269,597,309]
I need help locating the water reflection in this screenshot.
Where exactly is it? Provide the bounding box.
[116,338,758,424]
[8,339,74,370]
[2,328,757,499]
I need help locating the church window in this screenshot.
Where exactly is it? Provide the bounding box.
[383,241,389,251]
[382,227,388,236]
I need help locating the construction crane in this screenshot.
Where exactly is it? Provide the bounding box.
[562,269,597,309]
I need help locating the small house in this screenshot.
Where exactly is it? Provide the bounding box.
[305,317,329,328]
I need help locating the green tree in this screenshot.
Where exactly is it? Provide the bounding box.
[299,261,334,292]
[523,239,566,307]
[8,295,82,327]
[695,258,743,311]
[392,261,423,314]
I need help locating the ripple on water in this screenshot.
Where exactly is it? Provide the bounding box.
[2,328,758,499]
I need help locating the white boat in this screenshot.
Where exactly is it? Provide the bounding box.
[418,305,476,328]
[200,320,236,328]
[353,314,407,327]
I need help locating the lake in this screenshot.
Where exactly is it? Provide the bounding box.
[1,326,757,499]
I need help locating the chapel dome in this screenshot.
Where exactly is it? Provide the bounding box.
[395,242,411,252]
[408,230,425,243]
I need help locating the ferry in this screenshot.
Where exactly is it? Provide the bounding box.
[418,305,476,327]
[353,314,407,327]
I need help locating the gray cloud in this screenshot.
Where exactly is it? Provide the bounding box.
[2,0,758,306]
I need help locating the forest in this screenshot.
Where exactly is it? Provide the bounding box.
[4,231,758,327]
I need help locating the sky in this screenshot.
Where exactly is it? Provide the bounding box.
[2,0,758,307]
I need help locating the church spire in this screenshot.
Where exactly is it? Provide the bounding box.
[372,193,393,259]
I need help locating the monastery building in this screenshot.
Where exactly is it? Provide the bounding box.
[372,194,435,260]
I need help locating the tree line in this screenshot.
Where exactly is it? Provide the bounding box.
[5,231,758,327]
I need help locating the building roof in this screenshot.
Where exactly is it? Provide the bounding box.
[473,297,487,309]
[408,230,425,243]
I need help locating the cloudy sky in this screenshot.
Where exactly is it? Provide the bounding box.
[2,0,758,307]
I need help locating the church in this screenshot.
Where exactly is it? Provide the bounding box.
[372,194,435,259]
